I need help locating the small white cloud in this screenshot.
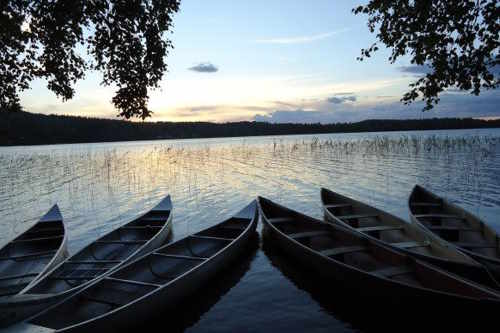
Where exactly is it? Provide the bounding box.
[255,28,350,45]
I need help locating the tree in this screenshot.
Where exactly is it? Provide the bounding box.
[0,0,180,119]
[354,1,499,110]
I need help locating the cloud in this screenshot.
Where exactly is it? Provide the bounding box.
[180,105,271,114]
[255,110,335,123]
[327,95,357,104]
[331,92,355,96]
[255,28,350,45]
[398,64,433,75]
[188,62,218,73]
[254,90,500,124]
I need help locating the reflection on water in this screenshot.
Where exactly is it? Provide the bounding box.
[142,233,259,333]
[0,129,499,332]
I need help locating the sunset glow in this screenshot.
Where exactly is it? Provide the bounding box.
[19,0,499,123]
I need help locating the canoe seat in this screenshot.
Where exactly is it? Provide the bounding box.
[356,225,404,233]
[25,227,64,235]
[455,242,497,249]
[120,226,162,230]
[337,214,379,220]
[68,268,109,273]
[0,272,39,281]
[410,202,441,207]
[0,250,57,261]
[392,241,429,249]
[95,240,147,245]
[371,266,413,277]
[51,268,109,281]
[268,217,294,224]
[220,225,245,230]
[140,217,167,222]
[428,226,479,232]
[190,235,234,242]
[324,204,352,209]
[415,214,464,220]
[320,245,367,257]
[65,260,122,264]
[153,253,208,261]
[105,277,161,288]
[0,287,28,298]
[82,295,123,308]
[289,230,331,240]
[11,235,63,243]
[51,276,96,281]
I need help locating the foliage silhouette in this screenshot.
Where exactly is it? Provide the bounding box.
[0,0,180,119]
[354,1,499,110]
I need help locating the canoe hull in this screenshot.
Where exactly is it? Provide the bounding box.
[0,205,68,301]
[0,196,173,327]
[321,187,500,290]
[58,219,256,333]
[408,185,500,283]
[259,197,499,307]
[410,213,500,283]
[19,201,258,333]
[323,211,500,289]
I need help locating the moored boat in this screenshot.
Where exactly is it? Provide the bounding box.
[409,185,500,281]
[0,205,68,300]
[258,196,500,305]
[321,187,499,289]
[0,195,173,327]
[8,200,257,332]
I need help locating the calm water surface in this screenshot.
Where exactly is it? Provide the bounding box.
[1,129,500,332]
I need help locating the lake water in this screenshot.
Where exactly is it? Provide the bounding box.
[1,128,500,332]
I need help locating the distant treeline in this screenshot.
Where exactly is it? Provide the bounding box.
[1,110,500,146]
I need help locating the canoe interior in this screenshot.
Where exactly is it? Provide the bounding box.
[30,211,255,330]
[321,188,471,263]
[259,197,497,300]
[27,208,171,295]
[409,185,500,260]
[0,218,65,298]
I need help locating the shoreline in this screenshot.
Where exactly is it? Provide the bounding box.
[2,111,500,147]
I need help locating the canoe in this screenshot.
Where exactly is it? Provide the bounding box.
[409,185,500,281]
[321,188,499,289]
[12,200,258,332]
[0,195,173,327]
[258,196,500,304]
[0,205,68,300]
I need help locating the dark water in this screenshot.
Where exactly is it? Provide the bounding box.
[1,129,499,332]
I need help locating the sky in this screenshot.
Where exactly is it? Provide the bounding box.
[19,0,500,123]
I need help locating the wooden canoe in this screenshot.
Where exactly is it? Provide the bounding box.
[321,187,499,289]
[409,185,500,281]
[12,200,257,332]
[0,205,68,300]
[258,196,500,304]
[0,195,173,327]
